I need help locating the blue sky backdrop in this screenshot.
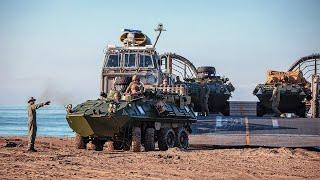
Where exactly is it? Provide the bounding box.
[1,0,319,105]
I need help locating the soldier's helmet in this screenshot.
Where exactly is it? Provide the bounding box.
[132,75,140,81]
[27,97,36,103]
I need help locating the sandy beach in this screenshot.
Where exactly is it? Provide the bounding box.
[0,136,319,179]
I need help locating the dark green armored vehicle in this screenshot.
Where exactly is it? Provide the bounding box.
[184,66,235,116]
[159,54,235,116]
[253,70,311,117]
[66,90,196,151]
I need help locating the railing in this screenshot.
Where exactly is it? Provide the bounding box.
[156,84,187,95]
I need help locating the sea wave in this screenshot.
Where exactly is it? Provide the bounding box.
[0,106,73,136]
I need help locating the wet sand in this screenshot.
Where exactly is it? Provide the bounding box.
[0,136,319,179]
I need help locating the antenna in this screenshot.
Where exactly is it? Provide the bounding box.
[153,23,166,48]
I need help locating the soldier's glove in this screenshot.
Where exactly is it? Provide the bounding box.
[45,101,51,105]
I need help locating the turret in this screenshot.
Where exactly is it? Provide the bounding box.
[120,29,152,47]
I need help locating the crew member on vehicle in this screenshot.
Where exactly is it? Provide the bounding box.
[161,78,169,87]
[270,83,282,117]
[200,78,210,116]
[113,91,122,103]
[174,76,182,85]
[27,97,50,152]
[125,75,144,95]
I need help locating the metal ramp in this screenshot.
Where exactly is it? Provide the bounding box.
[229,101,257,116]
[190,115,320,147]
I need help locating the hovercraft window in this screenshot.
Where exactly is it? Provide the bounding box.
[106,54,120,67]
[139,55,153,68]
[124,53,136,67]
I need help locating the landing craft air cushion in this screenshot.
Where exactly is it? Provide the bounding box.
[66,24,197,151]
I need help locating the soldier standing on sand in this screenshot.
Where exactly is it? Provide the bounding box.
[200,78,210,116]
[270,83,282,117]
[27,97,50,152]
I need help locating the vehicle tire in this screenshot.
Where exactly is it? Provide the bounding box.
[158,128,176,151]
[197,66,216,75]
[144,128,155,151]
[175,128,189,149]
[131,127,141,152]
[75,134,86,149]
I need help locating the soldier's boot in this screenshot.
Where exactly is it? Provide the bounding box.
[27,148,37,152]
[27,143,37,152]
[27,133,37,152]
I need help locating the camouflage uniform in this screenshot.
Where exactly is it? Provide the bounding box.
[271,85,281,116]
[27,97,49,151]
[27,102,45,150]
[200,82,210,116]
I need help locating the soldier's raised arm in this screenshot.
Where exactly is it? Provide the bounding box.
[34,101,51,109]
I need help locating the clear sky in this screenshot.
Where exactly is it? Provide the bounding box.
[1,0,319,105]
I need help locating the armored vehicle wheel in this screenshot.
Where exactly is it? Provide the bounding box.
[131,127,141,152]
[75,134,86,149]
[158,128,176,151]
[175,128,189,149]
[144,128,155,151]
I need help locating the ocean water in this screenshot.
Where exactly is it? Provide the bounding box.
[0,105,74,137]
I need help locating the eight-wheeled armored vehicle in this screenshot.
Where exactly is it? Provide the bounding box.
[66,89,196,151]
[184,66,235,115]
